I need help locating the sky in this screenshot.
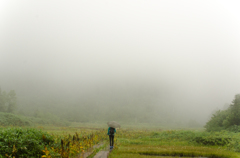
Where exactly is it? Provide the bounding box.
[1,0,240,123]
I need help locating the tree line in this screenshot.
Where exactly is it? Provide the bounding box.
[205,94,240,131]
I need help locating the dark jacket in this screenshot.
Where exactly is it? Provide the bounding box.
[107,127,116,135]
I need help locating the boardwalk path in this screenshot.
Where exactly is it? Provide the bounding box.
[93,145,110,158]
[74,144,109,158]
[93,150,109,158]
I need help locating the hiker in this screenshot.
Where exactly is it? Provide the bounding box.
[107,127,116,150]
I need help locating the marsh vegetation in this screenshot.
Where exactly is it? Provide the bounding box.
[1,87,240,157]
[3,125,240,158]
[1,0,240,157]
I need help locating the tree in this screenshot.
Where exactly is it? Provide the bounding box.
[204,109,230,131]
[0,88,17,113]
[228,94,240,126]
[7,90,17,113]
[0,88,7,112]
[204,94,240,131]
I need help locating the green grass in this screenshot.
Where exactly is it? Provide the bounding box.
[111,144,236,158]
[2,123,240,158]
[108,129,240,158]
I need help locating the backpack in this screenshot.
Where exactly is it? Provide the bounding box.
[109,127,115,135]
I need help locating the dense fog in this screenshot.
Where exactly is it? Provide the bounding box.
[1,0,240,127]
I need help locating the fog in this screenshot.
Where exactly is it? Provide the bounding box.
[1,0,240,126]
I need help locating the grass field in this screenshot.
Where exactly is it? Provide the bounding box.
[108,129,240,158]
[1,124,240,158]
[0,124,108,158]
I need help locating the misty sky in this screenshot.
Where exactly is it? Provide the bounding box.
[1,0,240,122]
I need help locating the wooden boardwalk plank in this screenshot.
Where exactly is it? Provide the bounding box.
[93,151,109,158]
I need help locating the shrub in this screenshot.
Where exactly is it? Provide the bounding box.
[193,135,231,146]
[0,128,54,157]
[227,125,240,133]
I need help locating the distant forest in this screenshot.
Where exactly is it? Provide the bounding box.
[0,85,203,128]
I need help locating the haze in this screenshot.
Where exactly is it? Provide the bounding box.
[1,0,240,126]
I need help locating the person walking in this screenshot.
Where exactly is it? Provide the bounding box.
[107,126,116,150]
[107,121,120,150]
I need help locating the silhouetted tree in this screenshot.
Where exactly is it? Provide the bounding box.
[0,88,17,113]
[228,94,240,125]
[205,94,240,131]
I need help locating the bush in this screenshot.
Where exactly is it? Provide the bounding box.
[0,128,54,157]
[227,125,240,133]
[193,135,231,146]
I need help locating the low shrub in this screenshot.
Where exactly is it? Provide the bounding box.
[0,128,54,157]
[227,125,240,133]
[193,135,231,146]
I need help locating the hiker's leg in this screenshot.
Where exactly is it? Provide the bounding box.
[111,135,114,146]
[109,135,112,146]
[112,135,114,146]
